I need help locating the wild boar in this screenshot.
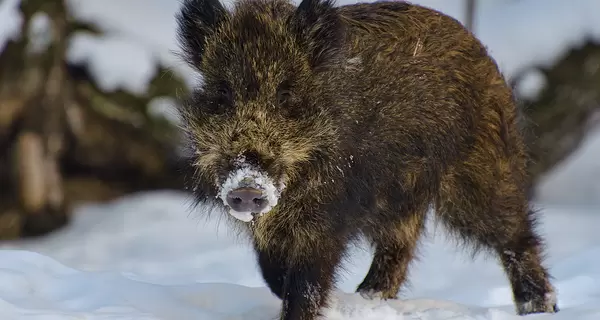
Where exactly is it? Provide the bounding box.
[175,0,559,319]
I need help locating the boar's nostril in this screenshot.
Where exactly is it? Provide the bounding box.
[252,197,268,209]
[226,188,269,213]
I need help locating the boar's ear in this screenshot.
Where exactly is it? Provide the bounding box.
[289,0,345,70]
[176,0,228,67]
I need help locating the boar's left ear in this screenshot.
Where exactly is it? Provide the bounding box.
[176,0,228,68]
[289,0,345,70]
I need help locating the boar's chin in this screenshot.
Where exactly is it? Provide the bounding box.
[216,164,286,223]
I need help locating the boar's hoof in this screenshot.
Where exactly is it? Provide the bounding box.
[358,289,384,301]
[227,188,268,213]
[516,292,560,315]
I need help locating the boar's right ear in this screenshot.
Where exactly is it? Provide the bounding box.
[289,0,345,70]
[176,0,228,68]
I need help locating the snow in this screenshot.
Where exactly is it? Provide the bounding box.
[26,12,52,54]
[0,0,22,53]
[65,0,199,92]
[514,69,547,101]
[66,32,158,95]
[2,0,598,115]
[536,127,600,206]
[0,129,598,319]
[2,0,587,99]
[147,96,182,125]
[477,0,600,79]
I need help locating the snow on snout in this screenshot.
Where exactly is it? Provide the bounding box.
[216,159,284,222]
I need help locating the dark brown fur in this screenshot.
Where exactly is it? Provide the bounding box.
[175,0,559,319]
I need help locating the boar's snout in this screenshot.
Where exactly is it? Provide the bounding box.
[226,188,269,213]
[217,151,285,222]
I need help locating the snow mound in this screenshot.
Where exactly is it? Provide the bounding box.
[0,250,557,320]
[1,190,600,319]
[1,242,599,319]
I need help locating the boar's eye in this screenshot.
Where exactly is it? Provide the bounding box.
[277,89,292,105]
[217,87,229,97]
[276,82,293,106]
[213,81,234,109]
[217,82,232,100]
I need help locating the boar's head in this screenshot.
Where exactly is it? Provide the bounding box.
[176,0,346,222]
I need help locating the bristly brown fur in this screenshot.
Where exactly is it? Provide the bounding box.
[175,0,559,319]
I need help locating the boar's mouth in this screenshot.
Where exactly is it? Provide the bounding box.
[216,163,285,223]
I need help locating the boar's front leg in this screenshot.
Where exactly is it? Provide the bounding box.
[256,248,288,299]
[278,241,345,320]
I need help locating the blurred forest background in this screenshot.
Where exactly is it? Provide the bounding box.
[0,0,598,239]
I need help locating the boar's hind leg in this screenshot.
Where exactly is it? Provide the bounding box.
[437,169,558,315]
[357,209,426,300]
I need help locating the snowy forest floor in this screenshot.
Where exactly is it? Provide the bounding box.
[0,130,599,319]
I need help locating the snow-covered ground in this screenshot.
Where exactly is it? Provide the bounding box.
[0,128,598,319]
[0,128,600,319]
[2,0,600,319]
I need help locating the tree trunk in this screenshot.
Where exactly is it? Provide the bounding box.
[0,0,187,239]
[464,0,477,32]
[514,41,600,195]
